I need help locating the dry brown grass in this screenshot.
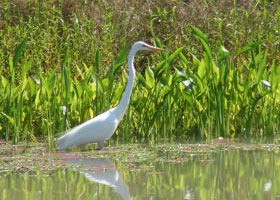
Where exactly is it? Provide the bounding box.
[0,0,279,56]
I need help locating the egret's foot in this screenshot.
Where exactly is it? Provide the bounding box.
[96,141,105,150]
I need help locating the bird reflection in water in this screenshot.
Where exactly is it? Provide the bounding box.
[64,157,131,200]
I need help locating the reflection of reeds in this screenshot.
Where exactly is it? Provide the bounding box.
[0,149,278,199]
[0,169,121,199]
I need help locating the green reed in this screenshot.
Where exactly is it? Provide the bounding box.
[172,27,280,139]
[0,1,279,145]
[0,28,279,145]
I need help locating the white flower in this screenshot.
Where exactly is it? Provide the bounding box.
[261,80,271,90]
[221,46,229,53]
[183,78,194,90]
[61,106,67,116]
[264,180,272,191]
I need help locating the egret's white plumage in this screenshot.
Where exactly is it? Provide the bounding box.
[56,41,161,150]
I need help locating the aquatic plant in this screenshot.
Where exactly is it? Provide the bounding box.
[0,1,279,145]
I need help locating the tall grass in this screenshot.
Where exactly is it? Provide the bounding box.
[173,27,280,139]
[0,1,279,145]
[0,29,279,144]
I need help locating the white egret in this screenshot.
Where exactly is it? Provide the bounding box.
[56,41,161,150]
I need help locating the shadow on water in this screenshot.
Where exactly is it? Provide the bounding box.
[0,143,280,199]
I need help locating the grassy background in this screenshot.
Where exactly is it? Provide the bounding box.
[0,0,279,145]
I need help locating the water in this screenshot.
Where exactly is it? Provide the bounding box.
[0,148,280,199]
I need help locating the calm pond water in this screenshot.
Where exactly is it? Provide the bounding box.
[0,147,280,200]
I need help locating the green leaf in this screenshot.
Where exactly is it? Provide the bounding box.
[137,73,147,88]
[1,76,8,87]
[145,67,155,88]
[175,67,187,78]
[256,51,267,83]
[218,45,230,61]
[154,46,184,74]
[191,25,208,42]
[1,112,15,125]
[110,46,127,76]
[237,41,262,56]
[197,59,206,79]
[62,46,71,98]
[35,90,41,107]
[95,49,100,72]
[191,26,212,61]
[270,60,280,90]
[179,52,189,67]
[13,37,28,66]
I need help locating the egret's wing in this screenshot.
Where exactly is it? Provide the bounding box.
[56,107,119,149]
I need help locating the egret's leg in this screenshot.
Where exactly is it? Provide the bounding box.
[97,141,105,150]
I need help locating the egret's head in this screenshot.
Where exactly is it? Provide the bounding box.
[132,41,162,52]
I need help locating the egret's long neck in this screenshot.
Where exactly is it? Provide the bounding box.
[115,49,137,119]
